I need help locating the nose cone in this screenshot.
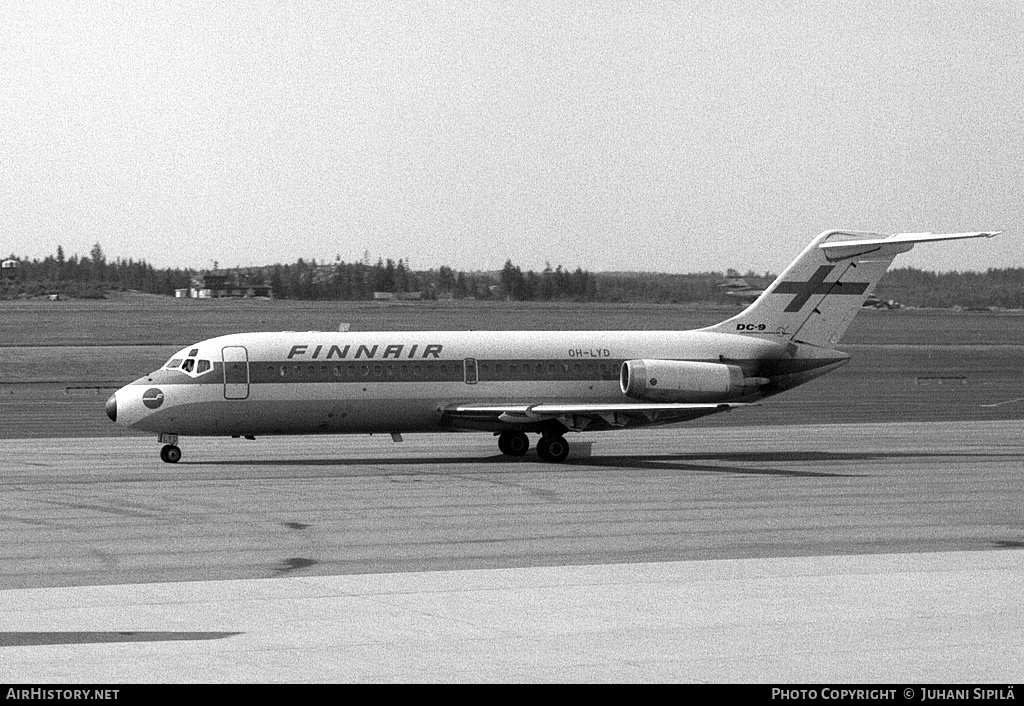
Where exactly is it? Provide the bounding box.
[105,393,117,422]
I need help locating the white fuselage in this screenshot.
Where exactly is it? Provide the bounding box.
[108,329,845,437]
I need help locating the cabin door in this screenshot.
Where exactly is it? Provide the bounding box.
[222,346,250,400]
[464,358,478,384]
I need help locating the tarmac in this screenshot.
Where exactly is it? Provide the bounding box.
[1,421,1022,682]
[3,550,1020,683]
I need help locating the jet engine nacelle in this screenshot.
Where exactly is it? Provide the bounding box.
[620,359,764,402]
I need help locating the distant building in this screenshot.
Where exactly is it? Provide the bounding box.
[186,271,273,299]
[373,291,422,301]
[1,259,19,280]
[190,272,229,298]
[862,293,901,310]
[247,285,273,298]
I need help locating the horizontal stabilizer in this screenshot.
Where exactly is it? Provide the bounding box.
[820,231,1000,260]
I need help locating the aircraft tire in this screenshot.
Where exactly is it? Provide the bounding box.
[498,431,530,456]
[160,444,182,464]
[536,435,569,463]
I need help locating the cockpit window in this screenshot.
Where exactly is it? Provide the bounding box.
[163,351,212,377]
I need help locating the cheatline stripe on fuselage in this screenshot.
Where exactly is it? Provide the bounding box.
[131,356,843,387]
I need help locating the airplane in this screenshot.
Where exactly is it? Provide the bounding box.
[718,273,765,303]
[105,230,999,464]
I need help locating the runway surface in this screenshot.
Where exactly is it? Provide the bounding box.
[1,421,1022,682]
[3,551,1020,683]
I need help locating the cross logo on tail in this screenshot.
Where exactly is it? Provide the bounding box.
[773,266,870,313]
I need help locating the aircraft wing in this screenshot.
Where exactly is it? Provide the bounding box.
[443,401,753,428]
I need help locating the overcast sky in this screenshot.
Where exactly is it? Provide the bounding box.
[2,1,1020,274]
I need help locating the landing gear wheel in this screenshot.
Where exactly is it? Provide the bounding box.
[536,435,570,463]
[497,431,530,457]
[160,444,181,464]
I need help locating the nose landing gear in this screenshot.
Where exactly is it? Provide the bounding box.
[157,433,181,464]
[160,444,182,464]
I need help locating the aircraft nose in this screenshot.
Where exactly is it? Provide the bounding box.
[105,393,117,422]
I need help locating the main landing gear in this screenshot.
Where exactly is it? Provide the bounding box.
[496,431,571,463]
[536,435,570,463]
[497,431,529,456]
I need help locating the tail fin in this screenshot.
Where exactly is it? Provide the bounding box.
[705,230,1000,348]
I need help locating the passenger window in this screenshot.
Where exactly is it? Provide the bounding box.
[196,359,211,375]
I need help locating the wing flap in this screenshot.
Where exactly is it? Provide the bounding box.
[444,401,752,421]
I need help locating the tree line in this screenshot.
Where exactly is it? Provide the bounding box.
[873,268,1024,310]
[3,243,1022,308]
[1,244,191,299]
